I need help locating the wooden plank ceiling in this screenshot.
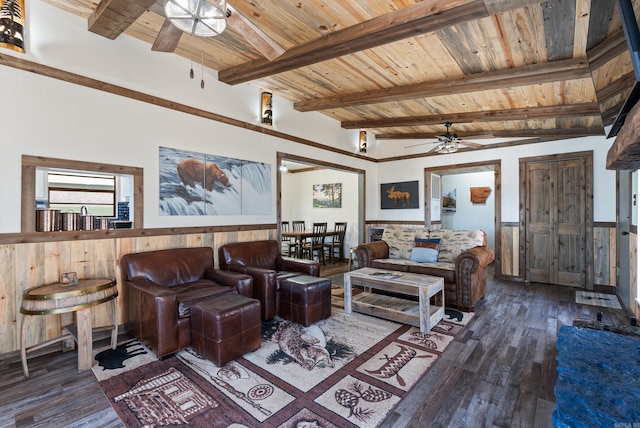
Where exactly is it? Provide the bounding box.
[43,0,640,155]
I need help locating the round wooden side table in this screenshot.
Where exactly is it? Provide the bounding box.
[20,278,118,377]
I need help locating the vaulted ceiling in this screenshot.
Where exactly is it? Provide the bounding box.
[43,0,638,155]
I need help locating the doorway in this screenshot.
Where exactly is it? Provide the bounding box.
[519,151,594,288]
[277,152,366,257]
[424,160,501,275]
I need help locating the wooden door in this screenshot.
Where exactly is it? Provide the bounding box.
[526,158,586,287]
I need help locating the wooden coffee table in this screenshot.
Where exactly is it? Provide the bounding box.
[343,267,444,332]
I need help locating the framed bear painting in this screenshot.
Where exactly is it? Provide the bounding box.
[159,146,271,216]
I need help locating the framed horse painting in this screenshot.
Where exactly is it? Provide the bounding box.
[380,181,419,209]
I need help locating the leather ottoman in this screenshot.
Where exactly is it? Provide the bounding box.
[279,275,331,326]
[190,294,261,366]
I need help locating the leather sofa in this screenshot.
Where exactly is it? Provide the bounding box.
[218,240,320,320]
[356,227,494,311]
[121,247,253,358]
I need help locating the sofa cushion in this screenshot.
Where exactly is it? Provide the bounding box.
[218,240,281,270]
[429,229,485,263]
[122,247,214,287]
[382,227,430,259]
[407,262,456,283]
[410,238,441,263]
[371,258,412,272]
[175,280,237,318]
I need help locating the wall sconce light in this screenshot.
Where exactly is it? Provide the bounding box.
[0,0,26,53]
[359,130,367,153]
[260,91,273,126]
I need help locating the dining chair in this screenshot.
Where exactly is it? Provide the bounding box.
[325,222,347,263]
[281,221,291,256]
[290,221,306,257]
[302,222,327,265]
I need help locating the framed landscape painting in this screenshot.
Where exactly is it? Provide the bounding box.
[313,183,342,208]
[443,188,457,212]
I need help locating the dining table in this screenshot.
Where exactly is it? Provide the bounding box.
[282,229,339,259]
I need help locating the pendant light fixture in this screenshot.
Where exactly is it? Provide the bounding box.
[164,0,228,37]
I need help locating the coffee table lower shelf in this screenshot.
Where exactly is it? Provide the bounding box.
[344,268,445,332]
[351,292,444,330]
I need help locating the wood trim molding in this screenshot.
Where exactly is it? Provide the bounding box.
[0,223,276,245]
[0,53,366,161]
[364,220,425,225]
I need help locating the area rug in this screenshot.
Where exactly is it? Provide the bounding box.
[93,308,473,427]
[575,290,622,309]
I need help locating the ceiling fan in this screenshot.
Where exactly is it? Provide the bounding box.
[151,0,284,61]
[405,122,484,153]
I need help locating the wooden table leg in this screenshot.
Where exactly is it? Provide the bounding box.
[344,274,352,314]
[20,315,30,378]
[418,286,430,332]
[75,307,93,371]
[109,298,118,349]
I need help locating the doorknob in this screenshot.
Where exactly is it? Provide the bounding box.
[622,231,629,235]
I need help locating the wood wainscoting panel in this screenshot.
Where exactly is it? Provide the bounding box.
[500,223,519,278]
[0,228,277,355]
[593,224,615,287]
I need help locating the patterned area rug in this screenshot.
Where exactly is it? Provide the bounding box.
[93,308,473,427]
[575,291,622,309]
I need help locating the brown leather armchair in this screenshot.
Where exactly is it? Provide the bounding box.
[218,240,320,320]
[121,247,252,358]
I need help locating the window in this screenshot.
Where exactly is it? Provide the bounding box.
[47,172,116,216]
[21,155,143,233]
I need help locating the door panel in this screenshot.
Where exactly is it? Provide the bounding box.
[527,163,553,284]
[526,158,586,287]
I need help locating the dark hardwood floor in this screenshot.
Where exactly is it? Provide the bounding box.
[0,263,632,428]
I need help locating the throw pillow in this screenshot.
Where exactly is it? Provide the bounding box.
[410,238,441,263]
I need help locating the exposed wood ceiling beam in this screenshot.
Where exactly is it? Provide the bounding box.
[151,19,182,52]
[218,0,542,85]
[227,7,285,61]
[295,58,591,112]
[587,29,627,71]
[88,0,156,39]
[375,126,605,140]
[607,101,640,169]
[341,103,601,129]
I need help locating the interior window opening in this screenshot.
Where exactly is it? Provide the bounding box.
[47,171,116,217]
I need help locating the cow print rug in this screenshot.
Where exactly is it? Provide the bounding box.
[93,308,473,427]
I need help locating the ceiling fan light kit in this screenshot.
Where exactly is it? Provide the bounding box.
[164,0,227,37]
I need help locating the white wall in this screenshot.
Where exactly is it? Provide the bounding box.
[0,0,374,233]
[441,172,495,252]
[282,169,360,257]
[371,137,617,223]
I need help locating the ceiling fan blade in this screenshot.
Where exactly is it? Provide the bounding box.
[227,7,285,61]
[152,18,183,52]
[458,140,483,148]
[458,133,495,139]
[404,141,436,148]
